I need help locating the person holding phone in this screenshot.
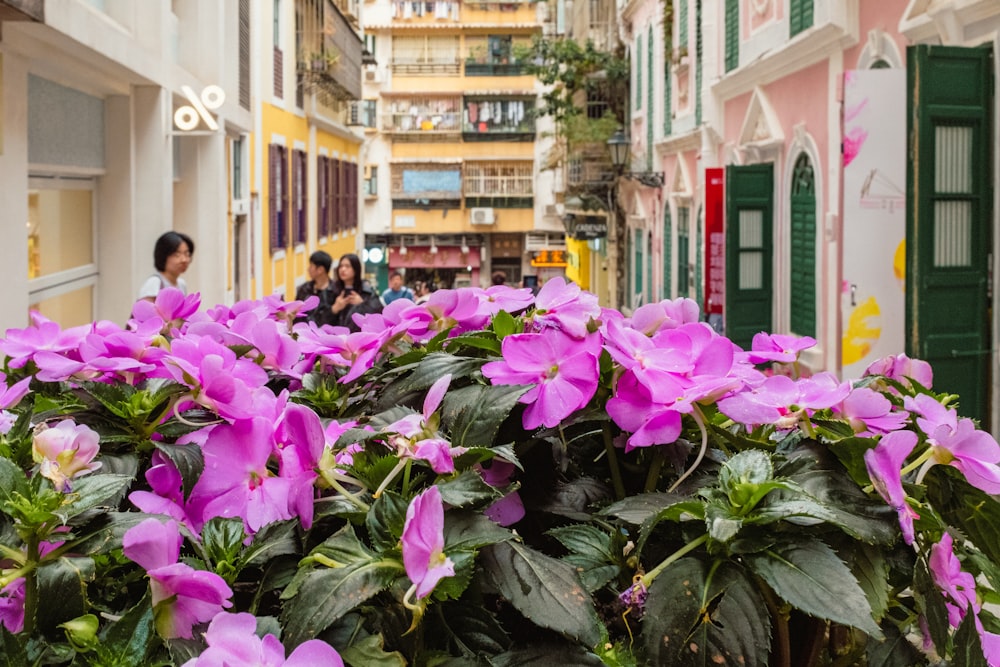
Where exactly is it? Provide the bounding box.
[330,253,382,331]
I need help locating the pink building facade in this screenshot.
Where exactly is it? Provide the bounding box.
[622,0,1000,432]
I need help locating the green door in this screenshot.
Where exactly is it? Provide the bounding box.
[907,45,993,424]
[726,164,773,350]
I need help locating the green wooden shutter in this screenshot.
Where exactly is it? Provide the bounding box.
[695,204,703,307]
[789,153,816,338]
[636,34,642,110]
[647,26,654,171]
[634,228,644,306]
[677,206,690,297]
[678,0,688,49]
[789,0,813,38]
[907,44,993,424]
[663,208,672,298]
[726,164,773,349]
[664,33,672,135]
[724,0,738,72]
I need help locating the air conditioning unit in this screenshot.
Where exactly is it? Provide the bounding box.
[364,69,382,84]
[470,207,495,225]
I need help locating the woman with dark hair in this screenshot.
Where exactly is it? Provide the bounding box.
[138,231,195,301]
[330,252,382,330]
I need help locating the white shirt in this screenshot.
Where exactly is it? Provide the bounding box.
[138,273,187,300]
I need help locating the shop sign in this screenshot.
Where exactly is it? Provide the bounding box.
[530,249,567,267]
[570,215,608,241]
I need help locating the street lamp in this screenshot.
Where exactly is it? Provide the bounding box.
[607,128,630,174]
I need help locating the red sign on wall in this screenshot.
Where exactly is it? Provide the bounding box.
[704,168,725,317]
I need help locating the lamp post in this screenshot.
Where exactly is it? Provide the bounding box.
[605,128,664,311]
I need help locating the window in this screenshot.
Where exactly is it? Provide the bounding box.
[364,165,378,196]
[724,0,738,72]
[232,137,244,200]
[789,0,813,38]
[463,97,535,138]
[27,176,98,327]
[268,143,289,253]
[392,36,460,74]
[678,0,687,48]
[239,0,250,109]
[318,155,330,238]
[463,161,533,196]
[292,149,307,245]
[345,161,358,230]
[383,96,461,133]
[273,0,283,99]
[352,99,378,128]
[332,158,343,234]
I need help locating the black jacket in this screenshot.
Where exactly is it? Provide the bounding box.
[294,280,338,327]
[329,280,382,331]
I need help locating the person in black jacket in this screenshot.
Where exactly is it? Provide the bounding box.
[330,253,382,331]
[294,251,337,327]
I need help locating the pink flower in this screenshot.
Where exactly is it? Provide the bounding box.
[181,611,344,667]
[162,335,269,421]
[32,419,102,492]
[929,532,979,628]
[129,449,197,530]
[746,332,817,364]
[293,324,385,383]
[863,430,919,544]
[864,353,934,390]
[482,329,600,430]
[0,578,25,633]
[530,277,601,339]
[187,418,293,535]
[0,312,90,370]
[839,387,909,435]
[479,460,525,526]
[123,519,233,639]
[402,486,455,599]
[628,298,701,335]
[475,285,535,316]
[131,287,201,329]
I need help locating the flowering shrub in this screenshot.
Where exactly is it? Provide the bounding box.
[1,279,1000,666]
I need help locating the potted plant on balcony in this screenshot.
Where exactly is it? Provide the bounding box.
[1,282,1000,666]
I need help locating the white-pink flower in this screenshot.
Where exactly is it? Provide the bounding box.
[31,419,102,491]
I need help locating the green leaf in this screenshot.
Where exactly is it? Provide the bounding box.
[67,511,152,555]
[744,539,883,638]
[441,384,529,450]
[599,492,686,525]
[445,332,502,355]
[366,491,408,553]
[843,543,890,623]
[339,633,408,667]
[913,558,951,653]
[0,626,28,667]
[202,517,246,567]
[436,469,499,507]
[97,595,157,666]
[55,474,133,523]
[865,621,925,667]
[640,558,771,667]
[547,524,621,592]
[443,510,512,551]
[37,556,96,629]
[153,441,204,500]
[536,476,613,521]
[490,645,607,666]
[280,559,402,647]
[953,608,989,667]
[925,465,1000,565]
[377,353,485,409]
[491,310,518,339]
[481,541,602,647]
[433,601,512,657]
[0,456,29,504]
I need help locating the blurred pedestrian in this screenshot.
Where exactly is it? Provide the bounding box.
[491,270,507,286]
[381,271,415,305]
[294,251,337,327]
[138,231,194,302]
[330,253,382,331]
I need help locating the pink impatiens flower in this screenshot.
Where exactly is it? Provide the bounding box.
[123,519,233,639]
[181,612,344,667]
[0,578,25,633]
[482,329,600,430]
[746,332,817,364]
[32,419,102,492]
[864,430,920,544]
[529,277,601,339]
[929,532,980,628]
[402,486,455,599]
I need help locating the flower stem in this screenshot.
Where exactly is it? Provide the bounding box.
[602,422,626,500]
[668,405,708,493]
[640,533,709,587]
[320,469,371,511]
[22,535,39,635]
[644,451,664,493]
[402,459,413,496]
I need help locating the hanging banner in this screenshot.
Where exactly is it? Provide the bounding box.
[841,69,906,378]
[704,168,725,321]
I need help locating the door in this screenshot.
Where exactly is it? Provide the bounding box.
[907,45,993,424]
[725,164,773,350]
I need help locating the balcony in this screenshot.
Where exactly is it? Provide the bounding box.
[391,163,463,208]
[464,160,534,208]
[462,97,535,142]
[381,95,462,140]
[566,144,614,189]
[296,0,364,101]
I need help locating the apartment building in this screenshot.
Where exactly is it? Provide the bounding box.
[358,0,562,291]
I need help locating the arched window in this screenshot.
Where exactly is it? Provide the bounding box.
[789,153,816,338]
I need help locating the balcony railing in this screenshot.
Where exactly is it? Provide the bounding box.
[464,60,527,76]
[391,60,462,76]
[567,144,614,188]
[462,98,535,141]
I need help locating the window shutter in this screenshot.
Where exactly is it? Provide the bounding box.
[724,0,739,72]
[789,153,816,338]
[238,0,250,110]
[318,156,328,238]
[268,144,279,252]
[790,0,813,38]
